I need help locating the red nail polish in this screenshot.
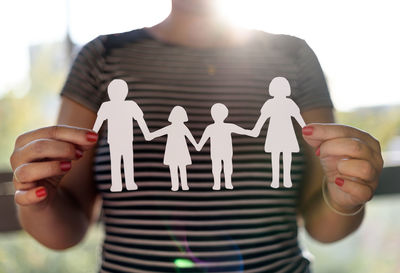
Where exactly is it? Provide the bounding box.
[315,147,320,156]
[335,178,344,187]
[60,161,71,172]
[86,132,98,142]
[75,149,83,158]
[35,188,47,198]
[302,126,313,136]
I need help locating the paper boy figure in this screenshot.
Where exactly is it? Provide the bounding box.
[197,103,254,190]
[93,79,150,192]
[251,77,305,188]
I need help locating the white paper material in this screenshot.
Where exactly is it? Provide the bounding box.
[93,77,305,192]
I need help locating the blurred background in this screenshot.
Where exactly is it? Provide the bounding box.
[0,0,399,272]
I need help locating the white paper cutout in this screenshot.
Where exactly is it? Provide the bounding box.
[197,103,254,190]
[94,77,305,192]
[148,106,198,191]
[250,77,306,188]
[93,79,150,192]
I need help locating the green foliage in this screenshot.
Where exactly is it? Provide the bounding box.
[336,106,400,150]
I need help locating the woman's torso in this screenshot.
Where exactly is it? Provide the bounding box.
[62,28,332,273]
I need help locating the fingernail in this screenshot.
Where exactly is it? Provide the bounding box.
[36,188,47,198]
[75,149,83,158]
[335,178,344,187]
[315,147,320,156]
[302,126,313,136]
[60,161,72,172]
[86,132,98,142]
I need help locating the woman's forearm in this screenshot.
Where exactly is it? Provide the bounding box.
[17,187,89,250]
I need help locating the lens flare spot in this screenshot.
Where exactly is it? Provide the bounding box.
[174,258,194,268]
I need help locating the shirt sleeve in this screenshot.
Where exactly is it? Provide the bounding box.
[292,40,334,112]
[60,36,106,112]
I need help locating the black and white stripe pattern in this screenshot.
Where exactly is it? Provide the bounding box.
[61,28,332,273]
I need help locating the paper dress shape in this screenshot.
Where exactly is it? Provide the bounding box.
[148,106,198,191]
[251,77,306,188]
[93,77,305,192]
[92,79,150,192]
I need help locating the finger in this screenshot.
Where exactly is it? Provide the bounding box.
[12,139,82,167]
[302,123,381,154]
[14,186,47,206]
[330,177,374,205]
[15,125,98,150]
[337,159,378,183]
[319,137,381,169]
[14,161,71,185]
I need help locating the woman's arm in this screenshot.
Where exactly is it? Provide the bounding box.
[12,97,101,250]
[298,107,382,243]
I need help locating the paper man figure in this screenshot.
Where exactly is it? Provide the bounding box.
[197,103,254,190]
[148,106,198,191]
[93,79,150,192]
[251,77,305,188]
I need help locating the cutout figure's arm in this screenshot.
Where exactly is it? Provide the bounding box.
[148,126,169,140]
[230,124,255,137]
[184,127,199,151]
[293,111,306,128]
[136,117,151,140]
[197,127,211,151]
[92,104,106,133]
[250,114,269,137]
[289,100,306,128]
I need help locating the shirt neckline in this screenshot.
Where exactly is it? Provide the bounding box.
[140,27,255,52]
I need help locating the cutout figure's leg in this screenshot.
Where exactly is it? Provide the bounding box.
[123,145,137,190]
[169,165,179,191]
[179,165,189,191]
[212,159,222,190]
[223,159,233,190]
[283,152,292,188]
[110,147,123,192]
[271,152,280,189]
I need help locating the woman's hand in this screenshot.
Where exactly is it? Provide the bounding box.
[10,125,98,209]
[302,123,384,214]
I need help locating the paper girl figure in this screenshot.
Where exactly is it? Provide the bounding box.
[251,77,306,188]
[93,79,150,192]
[197,103,255,190]
[148,106,198,191]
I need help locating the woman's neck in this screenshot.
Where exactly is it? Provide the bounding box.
[147,5,249,49]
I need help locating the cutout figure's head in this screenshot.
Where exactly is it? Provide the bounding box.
[211,103,228,122]
[108,79,128,101]
[168,106,188,123]
[268,77,291,98]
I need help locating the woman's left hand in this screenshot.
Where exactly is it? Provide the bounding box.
[302,123,384,213]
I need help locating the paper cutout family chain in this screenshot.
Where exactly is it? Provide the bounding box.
[93,77,306,192]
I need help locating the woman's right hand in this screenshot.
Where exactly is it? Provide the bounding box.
[10,125,98,209]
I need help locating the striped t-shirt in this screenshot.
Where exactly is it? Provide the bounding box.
[61,28,332,273]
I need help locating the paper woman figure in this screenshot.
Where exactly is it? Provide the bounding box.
[93,79,150,192]
[197,103,255,190]
[251,77,306,188]
[148,106,198,191]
